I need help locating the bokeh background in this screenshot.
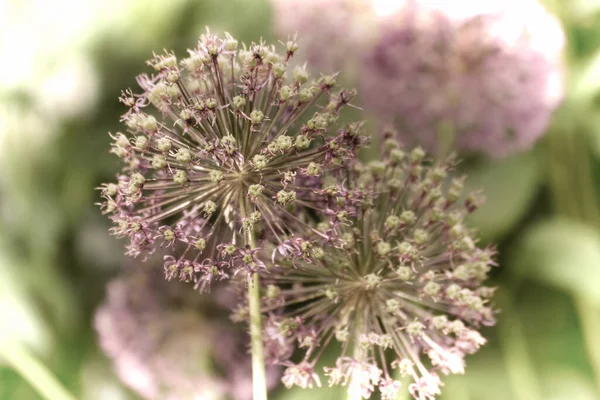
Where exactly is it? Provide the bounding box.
[1,0,600,399]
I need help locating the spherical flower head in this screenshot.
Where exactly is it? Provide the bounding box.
[361,0,564,157]
[94,265,279,400]
[261,140,496,399]
[99,30,367,290]
[271,0,377,77]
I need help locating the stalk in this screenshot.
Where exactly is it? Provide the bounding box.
[249,272,268,400]
[245,216,268,400]
[347,308,364,400]
[0,339,77,400]
[435,121,456,162]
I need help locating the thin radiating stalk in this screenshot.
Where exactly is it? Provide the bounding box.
[0,339,77,400]
[435,123,456,162]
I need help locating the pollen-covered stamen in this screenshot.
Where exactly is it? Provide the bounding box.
[100,31,367,291]
[261,141,495,399]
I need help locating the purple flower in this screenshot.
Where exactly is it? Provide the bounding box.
[94,264,279,400]
[260,138,496,399]
[361,0,564,157]
[98,31,367,290]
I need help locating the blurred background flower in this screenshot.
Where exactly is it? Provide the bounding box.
[360,0,564,158]
[274,0,565,158]
[1,0,600,399]
[95,263,280,400]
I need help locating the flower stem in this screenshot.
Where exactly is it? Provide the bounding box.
[347,309,364,400]
[0,339,77,400]
[435,121,456,162]
[246,221,268,400]
[248,273,268,400]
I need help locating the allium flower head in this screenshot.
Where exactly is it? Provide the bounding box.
[95,265,279,400]
[99,31,365,290]
[361,0,564,157]
[261,135,496,399]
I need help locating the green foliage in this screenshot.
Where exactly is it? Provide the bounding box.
[466,152,541,242]
[509,218,600,305]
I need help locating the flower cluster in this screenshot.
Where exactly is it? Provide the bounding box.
[361,0,564,157]
[99,31,366,291]
[260,136,496,399]
[94,264,279,400]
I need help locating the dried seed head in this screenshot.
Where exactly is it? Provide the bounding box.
[99,31,367,291]
[262,141,495,399]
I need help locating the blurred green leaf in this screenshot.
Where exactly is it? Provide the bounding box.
[0,369,41,400]
[517,284,591,373]
[509,218,600,305]
[563,0,600,34]
[564,0,600,20]
[570,50,600,102]
[465,151,540,242]
[0,247,52,359]
[462,350,514,400]
[542,367,597,400]
[441,375,472,400]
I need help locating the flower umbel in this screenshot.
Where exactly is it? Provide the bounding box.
[94,265,280,400]
[262,138,495,399]
[361,0,564,157]
[99,31,364,290]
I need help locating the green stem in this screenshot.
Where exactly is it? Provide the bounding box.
[248,273,268,400]
[240,191,268,400]
[435,120,456,162]
[574,295,600,394]
[347,309,364,400]
[0,339,77,400]
[498,293,544,400]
